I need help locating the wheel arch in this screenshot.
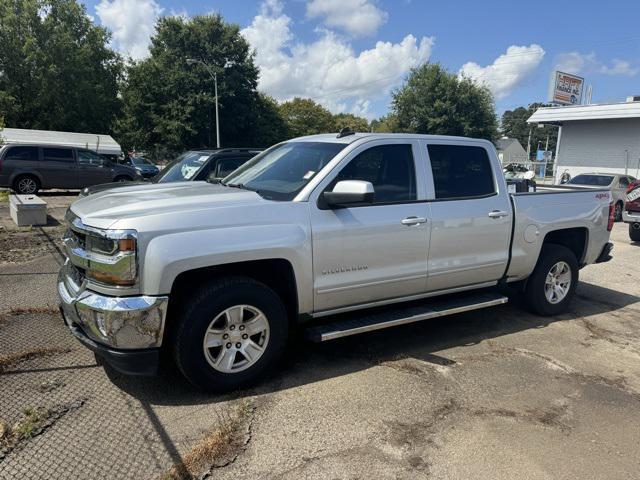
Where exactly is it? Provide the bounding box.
[165,259,300,341]
[11,170,44,189]
[541,227,588,265]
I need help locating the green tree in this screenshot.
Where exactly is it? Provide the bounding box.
[253,94,290,146]
[501,103,558,157]
[117,14,268,155]
[391,63,498,140]
[0,0,122,133]
[371,114,399,133]
[333,113,369,133]
[278,98,335,137]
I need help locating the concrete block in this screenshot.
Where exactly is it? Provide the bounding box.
[9,194,48,226]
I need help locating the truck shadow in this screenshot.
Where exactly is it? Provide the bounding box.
[106,281,639,407]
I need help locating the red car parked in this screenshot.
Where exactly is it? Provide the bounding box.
[623,181,640,242]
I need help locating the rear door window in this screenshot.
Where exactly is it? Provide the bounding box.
[427,144,496,199]
[5,146,38,161]
[43,148,74,163]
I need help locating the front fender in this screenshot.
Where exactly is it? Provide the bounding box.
[141,224,313,313]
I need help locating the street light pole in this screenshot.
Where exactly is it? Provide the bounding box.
[187,58,222,148]
[214,71,220,149]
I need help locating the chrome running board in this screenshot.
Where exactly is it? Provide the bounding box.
[305,291,508,342]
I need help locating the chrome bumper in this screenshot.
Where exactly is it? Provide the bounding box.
[622,210,640,223]
[58,261,168,350]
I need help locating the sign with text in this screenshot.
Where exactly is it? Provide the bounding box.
[549,71,584,105]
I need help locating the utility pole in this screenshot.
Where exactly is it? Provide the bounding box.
[214,71,220,149]
[187,58,233,149]
[526,127,532,158]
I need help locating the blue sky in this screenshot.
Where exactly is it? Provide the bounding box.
[84,0,640,120]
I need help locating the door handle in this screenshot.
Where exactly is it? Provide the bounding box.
[401,216,427,226]
[488,210,509,218]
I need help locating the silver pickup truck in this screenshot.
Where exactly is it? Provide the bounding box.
[58,133,615,391]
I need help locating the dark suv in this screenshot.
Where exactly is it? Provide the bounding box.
[79,148,262,197]
[0,144,139,194]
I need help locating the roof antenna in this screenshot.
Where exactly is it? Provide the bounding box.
[337,127,356,139]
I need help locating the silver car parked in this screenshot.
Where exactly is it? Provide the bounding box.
[567,173,636,221]
[0,143,139,194]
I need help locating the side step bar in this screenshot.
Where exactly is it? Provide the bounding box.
[305,291,508,342]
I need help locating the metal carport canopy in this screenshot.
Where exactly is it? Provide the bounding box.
[1,128,122,155]
[527,101,640,125]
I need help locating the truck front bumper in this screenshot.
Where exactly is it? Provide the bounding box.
[622,210,640,224]
[58,261,168,375]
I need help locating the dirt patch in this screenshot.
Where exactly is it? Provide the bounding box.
[0,347,70,373]
[472,401,571,432]
[162,401,255,480]
[0,399,86,459]
[0,226,65,263]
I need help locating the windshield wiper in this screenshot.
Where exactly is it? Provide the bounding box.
[223,182,259,193]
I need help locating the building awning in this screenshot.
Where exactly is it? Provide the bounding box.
[1,128,122,155]
[528,101,640,124]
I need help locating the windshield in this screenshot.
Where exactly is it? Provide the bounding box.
[222,142,348,200]
[155,151,211,183]
[568,174,614,186]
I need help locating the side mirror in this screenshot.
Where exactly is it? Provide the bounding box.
[323,180,374,208]
[207,172,221,183]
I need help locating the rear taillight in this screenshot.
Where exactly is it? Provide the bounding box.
[607,203,615,231]
[628,182,640,193]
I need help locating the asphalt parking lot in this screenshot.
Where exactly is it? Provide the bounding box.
[0,192,639,479]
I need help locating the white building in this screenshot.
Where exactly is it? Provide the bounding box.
[495,137,528,164]
[1,127,121,157]
[528,98,640,184]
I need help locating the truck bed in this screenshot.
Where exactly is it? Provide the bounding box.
[506,184,612,281]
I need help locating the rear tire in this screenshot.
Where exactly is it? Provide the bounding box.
[172,277,288,392]
[114,175,132,182]
[630,223,640,242]
[13,175,40,194]
[524,244,578,316]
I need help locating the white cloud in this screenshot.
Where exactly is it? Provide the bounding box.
[459,44,545,100]
[95,0,163,60]
[306,0,388,37]
[241,0,433,117]
[555,52,639,77]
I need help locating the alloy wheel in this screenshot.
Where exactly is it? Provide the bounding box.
[544,261,572,304]
[202,305,270,373]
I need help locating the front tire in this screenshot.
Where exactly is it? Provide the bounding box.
[172,277,288,392]
[630,223,640,242]
[524,244,578,316]
[13,175,40,194]
[114,175,132,183]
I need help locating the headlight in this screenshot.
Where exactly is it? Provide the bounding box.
[83,229,137,286]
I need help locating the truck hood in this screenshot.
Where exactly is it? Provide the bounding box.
[70,181,263,229]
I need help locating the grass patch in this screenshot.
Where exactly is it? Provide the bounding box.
[0,399,86,455]
[162,402,254,480]
[0,347,69,373]
[0,191,8,202]
[8,306,60,316]
[0,307,60,329]
[0,407,52,450]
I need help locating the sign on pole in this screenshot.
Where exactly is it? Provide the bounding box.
[548,71,584,105]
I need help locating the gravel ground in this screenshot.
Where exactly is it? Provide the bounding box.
[0,205,638,479]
